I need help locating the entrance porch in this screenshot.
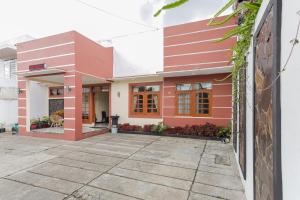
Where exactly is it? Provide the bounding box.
[17,70,111,140]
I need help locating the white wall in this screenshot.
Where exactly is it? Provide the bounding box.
[112,29,163,77]
[0,66,17,129]
[281,1,300,199]
[111,76,163,126]
[29,81,49,119]
[0,100,17,129]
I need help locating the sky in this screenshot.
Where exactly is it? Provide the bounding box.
[0,0,230,42]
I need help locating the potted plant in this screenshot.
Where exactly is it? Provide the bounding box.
[0,123,5,133]
[40,116,50,128]
[12,123,19,135]
[30,119,39,130]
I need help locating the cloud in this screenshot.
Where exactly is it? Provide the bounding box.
[162,0,231,26]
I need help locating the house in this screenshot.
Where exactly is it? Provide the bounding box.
[0,36,33,130]
[16,16,236,140]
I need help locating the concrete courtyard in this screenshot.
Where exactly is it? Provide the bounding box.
[0,133,245,200]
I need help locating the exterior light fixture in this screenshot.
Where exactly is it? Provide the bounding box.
[64,85,72,93]
[18,88,22,94]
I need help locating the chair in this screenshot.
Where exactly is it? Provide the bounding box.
[101,111,107,123]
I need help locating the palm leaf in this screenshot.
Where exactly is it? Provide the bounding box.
[242,2,261,11]
[216,24,252,42]
[154,0,189,17]
[208,0,235,24]
[209,6,242,26]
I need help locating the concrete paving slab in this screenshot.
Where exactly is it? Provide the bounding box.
[108,167,192,190]
[118,159,195,181]
[192,182,246,200]
[61,151,124,166]
[0,134,246,200]
[29,163,101,184]
[44,148,73,157]
[204,149,229,156]
[109,134,159,141]
[92,142,140,153]
[6,171,82,195]
[0,153,55,178]
[0,179,65,200]
[65,186,138,200]
[215,154,231,166]
[157,137,206,146]
[198,165,237,176]
[130,149,201,169]
[46,145,128,159]
[100,139,150,148]
[48,157,111,172]
[195,171,244,191]
[205,145,233,152]
[188,192,220,200]
[89,174,189,200]
[200,156,235,170]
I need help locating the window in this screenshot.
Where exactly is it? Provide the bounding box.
[131,84,160,116]
[49,87,64,98]
[0,60,16,79]
[176,82,212,116]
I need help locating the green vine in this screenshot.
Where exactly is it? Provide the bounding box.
[209,0,262,104]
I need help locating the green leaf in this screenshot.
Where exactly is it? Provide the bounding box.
[154,0,189,17]
[216,24,253,42]
[208,0,235,24]
[243,2,261,11]
[209,6,242,26]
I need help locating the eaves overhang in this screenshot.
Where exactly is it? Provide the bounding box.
[0,45,16,60]
[156,66,233,77]
[16,68,64,77]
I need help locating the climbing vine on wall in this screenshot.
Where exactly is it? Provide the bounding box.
[208,0,262,103]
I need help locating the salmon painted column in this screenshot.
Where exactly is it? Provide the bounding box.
[64,72,82,140]
[18,77,28,135]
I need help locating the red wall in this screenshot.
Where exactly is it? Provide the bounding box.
[17,31,113,78]
[75,32,113,78]
[163,74,232,127]
[162,16,236,127]
[164,16,236,72]
[17,31,76,72]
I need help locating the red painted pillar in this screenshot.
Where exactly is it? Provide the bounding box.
[17,77,27,135]
[64,72,82,140]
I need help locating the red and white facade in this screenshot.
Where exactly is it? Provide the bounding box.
[16,16,236,140]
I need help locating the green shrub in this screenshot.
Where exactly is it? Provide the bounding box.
[151,122,168,134]
[217,124,232,138]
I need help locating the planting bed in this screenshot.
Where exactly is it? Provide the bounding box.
[118,123,224,140]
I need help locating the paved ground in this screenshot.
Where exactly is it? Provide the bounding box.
[0,133,245,200]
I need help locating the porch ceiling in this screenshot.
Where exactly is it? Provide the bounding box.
[28,74,64,86]
[81,75,108,85]
[25,73,108,86]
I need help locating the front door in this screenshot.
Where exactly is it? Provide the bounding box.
[82,87,94,124]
